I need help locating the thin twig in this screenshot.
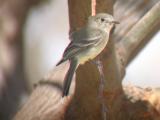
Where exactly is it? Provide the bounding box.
[91,0,96,16]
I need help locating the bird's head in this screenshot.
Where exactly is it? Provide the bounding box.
[88,13,119,33]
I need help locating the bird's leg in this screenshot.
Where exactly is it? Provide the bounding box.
[92,60,108,120]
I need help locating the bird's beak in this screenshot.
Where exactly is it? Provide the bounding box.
[112,20,120,24]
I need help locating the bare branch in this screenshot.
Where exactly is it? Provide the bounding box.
[117,1,160,65]
[14,62,74,120]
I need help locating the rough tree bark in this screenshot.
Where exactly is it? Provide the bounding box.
[14,0,160,120]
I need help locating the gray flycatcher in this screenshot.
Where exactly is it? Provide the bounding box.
[56,13,119,97]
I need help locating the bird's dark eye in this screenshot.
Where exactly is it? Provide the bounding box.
[101,18,105,22]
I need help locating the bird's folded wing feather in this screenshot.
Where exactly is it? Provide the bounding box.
[62,28,104,60]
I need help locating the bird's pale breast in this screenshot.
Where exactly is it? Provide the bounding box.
[76,37,108,65]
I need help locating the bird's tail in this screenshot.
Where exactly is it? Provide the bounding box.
[62,59,78,97]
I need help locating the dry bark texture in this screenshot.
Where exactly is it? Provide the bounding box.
[12,0,160,120]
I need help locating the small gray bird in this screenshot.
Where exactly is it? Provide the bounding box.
[56,13,119,97]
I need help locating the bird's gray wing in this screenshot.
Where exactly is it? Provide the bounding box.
[56,28,104,65]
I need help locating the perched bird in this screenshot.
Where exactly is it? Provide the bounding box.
[56,13,119,97]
